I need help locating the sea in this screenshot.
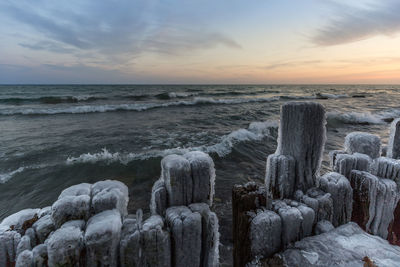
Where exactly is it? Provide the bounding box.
[1,84,399,264]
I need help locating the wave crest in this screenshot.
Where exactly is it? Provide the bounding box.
[0,167,25,183]
[66,120,278,165]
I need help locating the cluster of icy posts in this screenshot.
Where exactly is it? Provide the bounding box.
[233,102,400,266]
[0,151,219,267]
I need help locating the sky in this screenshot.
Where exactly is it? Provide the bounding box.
[1,0,400,84]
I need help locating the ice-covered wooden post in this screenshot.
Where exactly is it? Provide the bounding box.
[388,118,400,159]
[149,151,219,267]
[350,170,398,239]
[232,182,268,267]
[266,102,326,198]
[344,132,381,159]
[318,172,353,227]
[151,152,215,216]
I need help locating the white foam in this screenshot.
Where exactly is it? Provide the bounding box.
[168,92,198,98]
[0,96,282,115]
[0,164,49,184]
[0,167,25,184]
[327,111,384,125]
[66,120,278,165]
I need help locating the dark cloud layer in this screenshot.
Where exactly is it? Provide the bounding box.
[312,1,400,46]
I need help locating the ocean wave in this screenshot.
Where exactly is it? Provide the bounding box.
[0,96,282,115]
[155,92,198,100]
[327,111,385,125]
[0,95,103,105]
[0,164,48,184]
[0,167,25,184]
[315,93,348,99]
[66,120,278,165]
[327,108,400,126]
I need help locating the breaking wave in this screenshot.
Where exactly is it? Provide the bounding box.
[0,96,283,115]
[0,96,103,105]
[0,167,25,184]
[1,92,351,116]
[327,109,400,126]
[66,120,278,165]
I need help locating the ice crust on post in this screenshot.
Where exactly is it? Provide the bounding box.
[84,209,122,266]
[344,132,381,159]
[149,151,219,267]
[370,156,400,187]
[276,102,326,192]
[156,151,216,213]
[388,118,400,159]
[249,209,281,259]
[46,225,84,266]
[350,170,398,239]
[189,203,219,267]
[161,155,193,207]
[265,154,295,199]
[91,180,129,217]
[120,213,171,267]
[1,168,220,267]
[332,152,371,179]
[150,178,168,216]
[318,172,353,227]
[295,188,333,224]
[272,200,312,247]
[166,206,202,267]
[184,151,216,205]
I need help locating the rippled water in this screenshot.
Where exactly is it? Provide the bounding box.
[1,84,399,265]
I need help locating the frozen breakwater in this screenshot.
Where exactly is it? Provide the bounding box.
[0,151,218,267]
[233,102,400,267]
[3,101,400,266]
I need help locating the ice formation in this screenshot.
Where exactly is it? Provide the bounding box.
[332,152,371,178]
[349,170,398,239]
[265,154,295,199]
[184,151,215,205]
[318,172,352,227]
[295,188,333,224]
[276,222,400,267]
[51,195,91,228]
[249,209,281,259]
[344,132,381,159]
[166,206,202,267]
[188,203,219,267]
[162,155,193,206]
[85,210,122,266]
[46,225,84,266]
[91,180,129,217]
[2,153,219,267]
[370,156,400,187]
[235,103,400,266]
[388,118,400,159]
[314,220,334,235]
[275,102,326,192]
[120,212,172,266]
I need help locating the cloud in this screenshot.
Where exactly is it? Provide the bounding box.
[0,0,240,64]
[312,1,400,46]
[262,60,322,70]
[19,41,75,54]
